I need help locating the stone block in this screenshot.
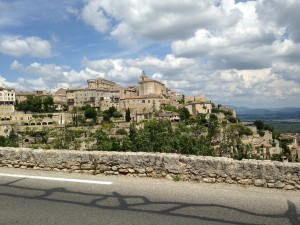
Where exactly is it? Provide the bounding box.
[128,168,135,173]
[146,167,153,173]
[274,181,285,189]
[285,185,295,190]
[111,166,118,171]
[254,179,266,187]
[238,179,253,185]
[118,168,128,174]
[225,177,235,184]
[136,168,146,174]
[203,178,216,183]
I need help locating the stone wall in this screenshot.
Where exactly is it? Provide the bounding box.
[0,147,299,190]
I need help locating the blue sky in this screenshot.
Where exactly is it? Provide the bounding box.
[1,0,300,108]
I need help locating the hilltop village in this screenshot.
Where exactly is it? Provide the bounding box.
[0,72,299,162]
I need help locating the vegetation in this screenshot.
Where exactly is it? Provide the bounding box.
[102,106,122,122]
[0,129,19,147]
[16,96,56,113]
[9,97,298,162]
[125,108,131,122]
[178,107,190,121]
[161,104,178,112]
[84,106,98,121]
[254,120,274,132]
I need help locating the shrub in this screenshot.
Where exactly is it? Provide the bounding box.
[228,117,237,123]
[116,128,127,135]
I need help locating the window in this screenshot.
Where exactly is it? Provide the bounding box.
[142,100,145,103]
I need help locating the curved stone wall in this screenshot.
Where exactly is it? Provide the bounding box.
[0,147,299,190]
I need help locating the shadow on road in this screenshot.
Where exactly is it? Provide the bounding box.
[0,178,299,225]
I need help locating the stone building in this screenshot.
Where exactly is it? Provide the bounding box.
[138,72,167,96]
[1,111,69,127]
[120,94,163,112]
[157,111,180,121]
[53,88,67,111]
[87,77,118,89]
[0,87,16,114]
[185,101,212,115]
[66,87,121,110]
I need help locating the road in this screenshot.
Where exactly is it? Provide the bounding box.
[0,167,299,225]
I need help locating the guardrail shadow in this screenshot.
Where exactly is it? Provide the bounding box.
[0,178,299,225]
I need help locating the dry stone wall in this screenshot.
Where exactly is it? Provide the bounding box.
[0,147,299,190]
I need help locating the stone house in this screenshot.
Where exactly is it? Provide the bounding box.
[138,71,167,96]
[185,101,212,115]
[0,87,16,114]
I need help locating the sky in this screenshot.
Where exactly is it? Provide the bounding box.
[0,0,300,108]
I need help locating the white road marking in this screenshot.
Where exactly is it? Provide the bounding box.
[0,173,113,185]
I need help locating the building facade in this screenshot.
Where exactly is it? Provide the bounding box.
[0,87,16,113]
[138,72,167,96]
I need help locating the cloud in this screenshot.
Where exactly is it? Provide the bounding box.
[172,29,228,57]
[256,0,300,42]
[272,62,300,82]
[8,51,300,107]
[0,36,51,58]
[2,0,300,107]
[80,0,110,33]
[80,0,240,41]
[110,23,136,46]
[83,55,300,107]
[0,75,20,89]
[10,61,100,91]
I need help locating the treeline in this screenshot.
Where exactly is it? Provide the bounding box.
[88,116,255,159]
[16,96,61,113]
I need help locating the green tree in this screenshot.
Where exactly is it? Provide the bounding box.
[84,107,98,121]
[161,104,177,112]
[42,96,55,112]
[102,106,118,122]
[125,108,131,122]
[254,120,265,130]
[93,129,112,151]
[116,128,127,135]
[178,107,190,121]
[16,96,56,113]
[112,111,122,118]
[0,136,6,146]
[6,128,19,147]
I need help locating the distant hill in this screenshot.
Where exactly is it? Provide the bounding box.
[227,106,300,121]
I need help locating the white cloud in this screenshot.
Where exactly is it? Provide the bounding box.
[0,75,20,89]
[8,52,300,107]
[10,61,100,91]
[84,54,300,107]
[80,0,110,33]
[10,60,24,70]
[0,36,51,58]
[2,0,300,107]
[172,29,228,57]
[80,0,240,41]
[110,23,136,46]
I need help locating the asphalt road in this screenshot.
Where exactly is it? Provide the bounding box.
[0,167,299,225]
